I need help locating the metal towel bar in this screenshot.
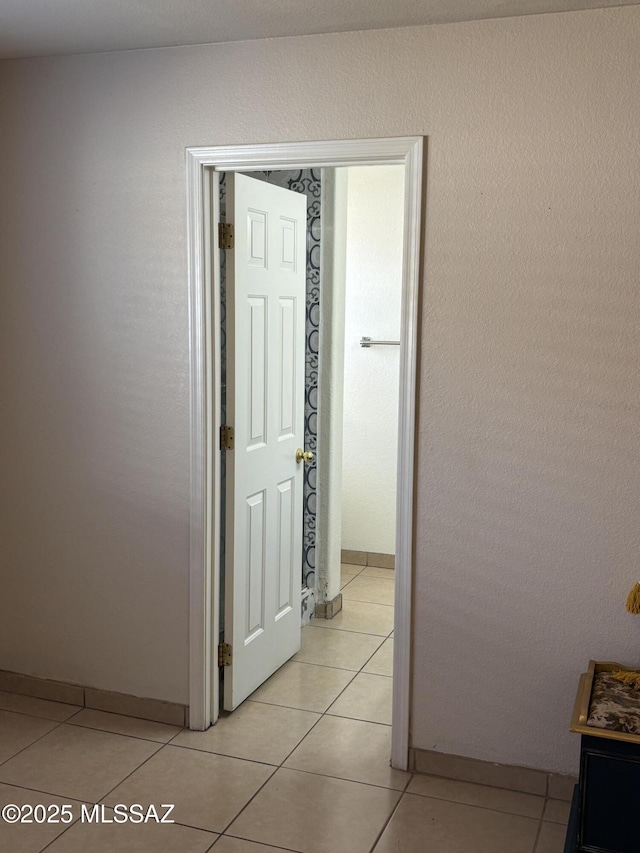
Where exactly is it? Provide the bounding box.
[359,337,400,348]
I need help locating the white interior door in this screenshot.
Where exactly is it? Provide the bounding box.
[223,172,308,711]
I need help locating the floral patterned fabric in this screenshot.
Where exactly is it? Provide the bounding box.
[587,672,640,735]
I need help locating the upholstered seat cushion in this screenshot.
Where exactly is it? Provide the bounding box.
[587,672,640,735]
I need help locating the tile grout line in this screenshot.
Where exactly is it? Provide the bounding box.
[217,764,278,836]
[398,788,552,822]
[215,599,400,842]
[219,830,305,853]
[0,779,104,853]
[64,718,181,745]
[306,626,391,638]
[214,628,364,839]
[37,815,84,853]
[36,808,222,853]
[278,713,329,768]
[342,596,395,607]
[166,725,188,747]
[11,713,182,748]
[0,717,68,770]
[322,657,381,718]
[93,739,167,804]
[16,736,169,852]
[30,741,189,848]
[411,769,551,798]
[367,779,409,853]
[252,596,395,763]
[252,599,398,773]
[290,658,382,675]
[0,700,184,745]
[0,698,83,723]
[319,594,394,721]
[246,673,358,715]
[357,635,392,674]
[17,589,397,850]
[324,706,391,724]
[0,780,90,803]
[365,770,417,853]
[532,812,544,853]
[215,676,336,839]
[317,711,393,727]
[267,763,407,794]
[60,708,86,725]
[160,738,285,770]
[165,618,393,770]
[220,705,336,837]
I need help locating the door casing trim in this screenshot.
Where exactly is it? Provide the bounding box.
[186,136,424,770]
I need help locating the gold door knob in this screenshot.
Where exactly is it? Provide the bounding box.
[296,448,314,464]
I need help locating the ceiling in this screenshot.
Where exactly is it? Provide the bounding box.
[0,0,638,60]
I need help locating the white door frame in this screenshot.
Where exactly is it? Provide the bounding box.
[186,136,424,770]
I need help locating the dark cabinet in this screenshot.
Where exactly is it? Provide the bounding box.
[565,735,640,852]
[565,661,640,853]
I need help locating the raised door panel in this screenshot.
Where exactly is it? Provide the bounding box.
[278,297,297,440]
[245,490,266,643]
[247,297,267,450]
[276,478,295,619]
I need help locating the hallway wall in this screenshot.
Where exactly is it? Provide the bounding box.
[341,166,403,555]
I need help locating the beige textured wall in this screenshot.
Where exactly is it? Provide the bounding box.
[1,6,639,772]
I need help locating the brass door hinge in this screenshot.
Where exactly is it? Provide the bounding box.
[218,222,234,249]
[218,642,232,667]
[220,425,234,451]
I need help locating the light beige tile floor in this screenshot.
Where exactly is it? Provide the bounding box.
[0,576,567,852]
[0,783,87,853]
[536,820,569,853]
[68,708,180,742]
[407,774,545,819]
[213,839,286,853]
[103,746,274,833]
[246,661,355,713]
[0,724,162,802]
[341,575,395,606]
[543,798,571,824]
[362,637,393,676]
[227,767,402,853]
[310,599,395,636]
[340,563,364,589]
[327,671,393,725]
[292,623,384,671]
[172,701,320,765]
[360,566,396,580]
[45,814,217,853]
[0,711,59,764]
[283,715,408,790]
[0,691,81,722]
[374,793,540,853]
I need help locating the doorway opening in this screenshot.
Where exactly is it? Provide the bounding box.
[186,138,423,770]
[316,164,403,739]
[320,163,403,621]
